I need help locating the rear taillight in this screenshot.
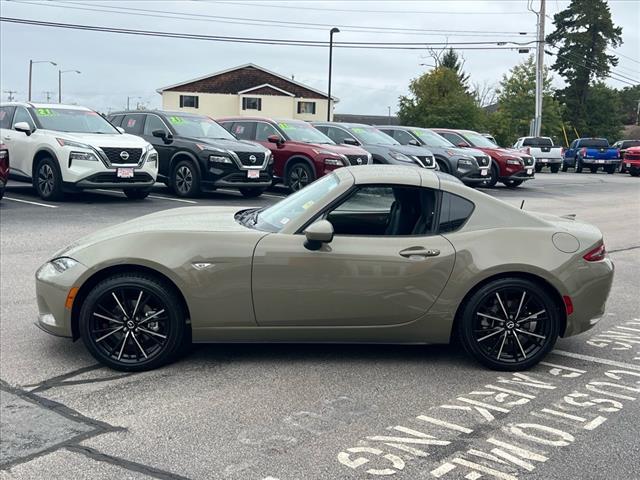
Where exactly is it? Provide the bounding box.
[561,147,565,155]
[580,147,587,156]
[583,243,606,262]
[616,149,621,158]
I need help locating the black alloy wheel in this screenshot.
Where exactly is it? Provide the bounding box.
[550,164,560,173]
[534,164,543,173]
[458,278,559,371]
[482,163,499,188]
[172,160,201,197]
[287,163,314,192]
[35,157,64,201]
[80,274,186,371]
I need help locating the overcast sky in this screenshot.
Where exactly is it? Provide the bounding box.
[1,0,638,114]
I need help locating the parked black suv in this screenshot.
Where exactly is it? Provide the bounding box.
[109,111,273,197]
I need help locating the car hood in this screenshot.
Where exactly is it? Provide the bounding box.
[427,145,484,158]
[290,141,369,156]
[473,146,522,158]
[53,207,249,259]
[187,137,268,153]
[49,131,149,148]
[364,143,434,156]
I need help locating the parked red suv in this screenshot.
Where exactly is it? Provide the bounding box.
[433,129,535,188]
[0,143,8,200]
[218,117,371,191]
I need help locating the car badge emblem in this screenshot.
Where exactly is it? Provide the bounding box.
[249,155,257,164]
[192,262,214,270]
[356,157,363,165]
[120,151,130,161]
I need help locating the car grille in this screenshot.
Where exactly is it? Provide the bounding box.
[100,147,143,165]
[345,154,369,166]
[415,155,435,168]
[86,172,153,183]
[625,153,640,161]
[235,151,266,167]
[521,155,534,166]
[474,155,491,167]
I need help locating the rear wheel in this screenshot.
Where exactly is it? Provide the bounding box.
[457,278,560,371]
[286,162,314,192]
[79,274,187,371]
[589,165,598,173]
[561,162,568,172]
[550,164,560,173]
[239,187,267,198]
[172,160,201,197]
[575,157,583,173]
[34,157,64,201]
[604,165,616,174]
[124,188,151,200]
[534,164,543,173]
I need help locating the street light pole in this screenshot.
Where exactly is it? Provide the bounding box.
[58,69,81,103]
[533,0,546,136]
[28,59,57,101]
[327,27,340,121]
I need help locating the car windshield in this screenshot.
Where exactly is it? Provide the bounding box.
[167,115,235,140]
[522,137,553,147]
[33,108,118,134]
[622,140,640,148]
[247,174,340,232]
[411,128,454,147]
[462,131,499,148]
[350,126,399,145]
[278,121,334,144]
[580,139,610,148]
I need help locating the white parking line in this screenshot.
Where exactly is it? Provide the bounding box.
[217,188,285,200]
[552,349,640,371]
[95,189,197,204]
[3,196,58,208]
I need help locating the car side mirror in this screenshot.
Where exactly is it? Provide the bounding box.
[343,137,359,146]
[153,129,173,143]
[116,127,125,134]
[267,134,283,145]
[457,142,468,148]
[14,122,32,136]
[304,220,334,251]
[408,139,420,146]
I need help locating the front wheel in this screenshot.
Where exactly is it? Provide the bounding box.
[239,187,267,198]
[34,157,64,201]
[482,163,499,188]
[286,162,314,192]
[503,179,524,188]
[171,160,201,198]
[124,188,151,200]
[589,165,598,173]
[457,278,560,371]
[79,273,187,371]
[534,164,542,173]
[561,162,568,172]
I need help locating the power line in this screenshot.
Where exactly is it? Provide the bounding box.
[546,49,638,87]
[0,17,536,50]
[547,45,640,84]
[7,0,536,38]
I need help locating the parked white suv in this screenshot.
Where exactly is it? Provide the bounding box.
[0,102,158,200]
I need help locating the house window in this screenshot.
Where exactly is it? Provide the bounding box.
[297,101,316,115]
[242,97,262,111]
[179,95,199,108]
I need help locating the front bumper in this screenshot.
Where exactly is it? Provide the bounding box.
[459,165,490,185]
[503,168,535,181]
[203,168,272,190]
[71,171,155,190]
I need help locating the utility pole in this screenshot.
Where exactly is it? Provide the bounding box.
[388,106,391,124]
[327,27,340,121]
[533,0,546,136]
[4,90,17,101]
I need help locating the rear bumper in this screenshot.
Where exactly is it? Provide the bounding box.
[535,158,562,165]
[582,158,620,165]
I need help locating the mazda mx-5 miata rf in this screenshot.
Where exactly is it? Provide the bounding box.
[36,166,613,371]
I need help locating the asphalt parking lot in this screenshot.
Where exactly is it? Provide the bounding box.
[1,172,639,480]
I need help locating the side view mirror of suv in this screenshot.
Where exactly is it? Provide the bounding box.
[153,130,173,143]
[267,134,284,145]
[14,122,32,136]
[409,139,420,147]
[343,137,359,146]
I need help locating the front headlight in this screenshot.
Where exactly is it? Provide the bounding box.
[69,151,99,162]
[324,157,346,166]
[506,158,523,165]
[458,158,474,166]
[37,257,79,279]
[265,150,274,164]
[209,155,233,164]
[147,152,158,165]
[56,138,92,149]
[366,152,373,164]
[389,151,413,163]
[196,143,226,154]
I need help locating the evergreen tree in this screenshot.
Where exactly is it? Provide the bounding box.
[440,48,470,90]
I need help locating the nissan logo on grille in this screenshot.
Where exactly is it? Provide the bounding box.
[249,155,257,164]
[356,157,363,165]
[119,151,130,161]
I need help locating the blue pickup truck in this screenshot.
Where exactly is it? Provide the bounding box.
[563,138,621,174]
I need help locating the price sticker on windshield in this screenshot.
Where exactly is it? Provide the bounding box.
[169,116,185,124]
[278,123,291,130]
[36,108,55,117]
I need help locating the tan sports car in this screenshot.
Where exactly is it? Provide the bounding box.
[35,166,614,371]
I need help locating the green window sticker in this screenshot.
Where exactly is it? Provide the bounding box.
[352,128,365,133]
[169,116,185,124]
[36,108,55,116]
[278,123,290,130]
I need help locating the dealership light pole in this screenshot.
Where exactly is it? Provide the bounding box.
[327,27,340,121]
[529,0,546,136]
[58,69,81,103]
[28,59,57,101]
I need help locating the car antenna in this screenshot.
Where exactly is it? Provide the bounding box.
[520,200,525,210]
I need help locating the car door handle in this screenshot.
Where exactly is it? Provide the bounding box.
[399,247,440,258]
[3,136,11,141]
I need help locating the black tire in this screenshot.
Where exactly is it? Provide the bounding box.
[171,159,201,197]
[286,162,314,192]
[631,171,639,177]
[483,163,499,188]
[124,188,151,200]
[79,273,187,371]
[534,164,543,173]
[604,165,616,174]
[619,162,626,174]
[457,277,560,371]
[436,160,450,174]
[575,157,583,173]
[550,164,560,173]
[561,162,568,172]
[589,165,598,173]
[503,179,524,188]
[239,187,267,198]
[34,156,64,201]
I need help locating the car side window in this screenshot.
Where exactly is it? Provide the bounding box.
[108,115,123,127]
[326,126,355,145]
[122,115,144,135]
[13,107,36,130]
[325,185,438,236]
[439,192,474,233]
[232,122,255,141]
[255,122,280,142]
[440,132,462,145]
[393,129,416,145]
[0,106,16,129]
[143,115,167,136]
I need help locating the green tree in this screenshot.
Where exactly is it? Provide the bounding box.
[440,48,470,91]
[492,56,564,146]
[582,82,623,140]
[617,85,640,125]
[398,67,482,129]
[546,0,623,131]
